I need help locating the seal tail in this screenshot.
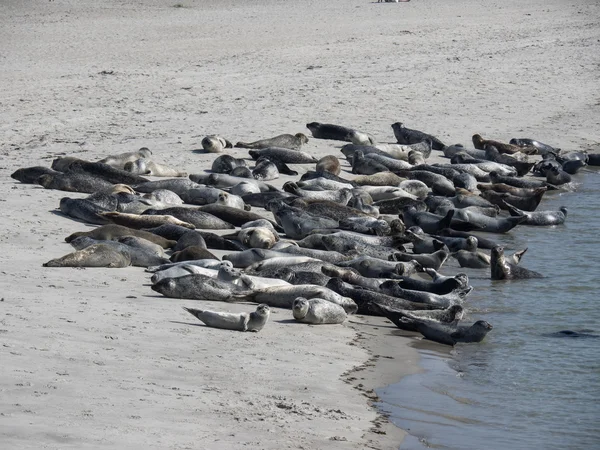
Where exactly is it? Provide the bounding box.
[501,200,524,217]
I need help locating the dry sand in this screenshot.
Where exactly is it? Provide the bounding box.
[1,0,598,448]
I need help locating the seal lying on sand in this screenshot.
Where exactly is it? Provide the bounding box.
[43,244,131,268]
[391,122,444,150]
[182,304,270,332]
[292,297,347,324]
[306,122,375,145]
[202,135,233,153]
[235,133,308,150]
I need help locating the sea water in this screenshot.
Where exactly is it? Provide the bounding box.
[377,169,600,450]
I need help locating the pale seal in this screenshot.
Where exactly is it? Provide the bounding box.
[292,297,347,324]
[97,147,152,168]
[183,304,270,332]
[124,159,187,177]
[100,211,196,230]
[201,135,233,153]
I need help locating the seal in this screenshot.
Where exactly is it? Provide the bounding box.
[211,154,248,174]
[472,134,537,155]
[100,211,196,230]
[151,273,246,301]
[133,178,200,196]
[391,122,445,150]
[490,246,543,280]
[143,207,235,229]
[59,197,113,225]
[316,155,341,175]
[401,317,493,346]
[292,297,347,324]
[509,138,558,156]
[11,166,60,184]
[274,268,330,286]
[124,159,188,177]
[230,284,358,314]
[65,224,176,249]
[252,157,279,181]
[371,303,464,332]
[182,304,270,332]
[351,151,390,175]
[170,246,218,262]
[43,244,131,268]
[97,147,152,168]
[69,236,169,267]
[38,172,114,194]
[237,227,278,249]
[201,135,233,153]
[306,122,375,145]
[248,148,317,164]
[235,133,309,150]
[503,202,568,226]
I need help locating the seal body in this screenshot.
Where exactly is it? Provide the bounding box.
[43,244,131,268]
[235,133,308,150]
[306,122,375,145]
[183,304,270,332]
[292,297,347,324]
[202,135,233,153]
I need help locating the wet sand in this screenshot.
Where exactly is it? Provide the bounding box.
[1,0,598,448]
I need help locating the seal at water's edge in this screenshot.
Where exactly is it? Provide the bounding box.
[292,297,347,324]
[403,318,493,346]
[490,246,543,280]
[183,304,270,332]
[306,122,375,145]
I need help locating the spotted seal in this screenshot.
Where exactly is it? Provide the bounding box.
[43,244,131,268]
[292,297,347,324]
[182,304,270,332]
[235,133,308,150]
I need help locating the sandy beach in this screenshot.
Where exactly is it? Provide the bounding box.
[1,0,598,448]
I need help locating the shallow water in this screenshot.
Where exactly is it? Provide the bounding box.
[377,169,600,450]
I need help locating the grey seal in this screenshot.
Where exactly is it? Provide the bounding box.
[391,122,444,150]
[503,202,568,226]
[183,304,270,332]
[69,236,169,267]
[201,135,233,153]
[43,244,131,268]
[252,157,279,181]
[11,166,60,184]
[231,284,358,314]
[490,246,543,280]
[306,122,375,145]
[100,211,196,230]
[211,154,247,174]
[371,303,465,332]
[292,297,347,324]
[248,148,317,164]
[38,172,113,194]
[235,133,308,150]
[402,317,493,346]
[59,197,113,225]
[65,224,176,249]
[151,274,245,301]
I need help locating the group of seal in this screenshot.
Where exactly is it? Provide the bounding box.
[12,120,595,342]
